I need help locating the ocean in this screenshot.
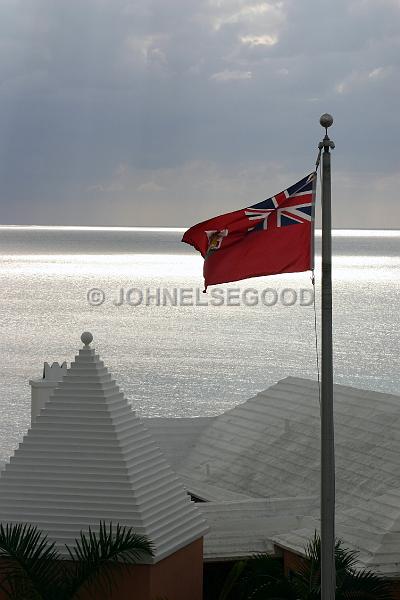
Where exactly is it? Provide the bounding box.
[0,226,399,463]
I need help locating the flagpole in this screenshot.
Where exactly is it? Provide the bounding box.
[319,113,335,600]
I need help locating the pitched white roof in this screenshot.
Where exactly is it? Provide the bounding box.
[336,489,400,575]
[274,489,400,576]
[336,485,400,578]
[156,376,400,572]
[144,417,213,469]
[179,376,400,509]
[199,498,317,561]
[0,334,207,561]
[179,376,322,499]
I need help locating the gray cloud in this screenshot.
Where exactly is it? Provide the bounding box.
[0,0,398,226]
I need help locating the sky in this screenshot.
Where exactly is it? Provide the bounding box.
[0,0,399,228]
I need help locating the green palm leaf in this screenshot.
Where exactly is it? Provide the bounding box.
[218,533,394,600]
[218,554,296,600]
[293,533,394,600]
[0,522,61,600]
[217,559,247,600]
[338,569,393,600]
[65,521,154,599]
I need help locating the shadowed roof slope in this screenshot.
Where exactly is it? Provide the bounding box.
[179,376,400,510]
[174,376,400,572]
[0,334,207,561]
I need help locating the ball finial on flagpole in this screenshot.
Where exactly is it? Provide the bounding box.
[320,113,333,129]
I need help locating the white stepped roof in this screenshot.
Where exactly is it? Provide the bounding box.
[179,377,322,499]
[175,376,400,572]
[144,417,213,469]
[276,489,400,576]
[180,376,400,510]
[0,334,207,561]
[199,497,317,561]
[336,490,400,575]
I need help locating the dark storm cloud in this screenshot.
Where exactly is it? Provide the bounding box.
[0,0,399,226]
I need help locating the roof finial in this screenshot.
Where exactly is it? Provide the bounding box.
[81,331,93,346]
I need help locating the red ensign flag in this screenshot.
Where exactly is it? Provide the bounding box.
[182,173,315,290]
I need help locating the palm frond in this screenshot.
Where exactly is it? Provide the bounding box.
[217,559,247,600]
[339,569,394,600]
[225,554,296,600]
[293,533,393,600]
[65,521,153,599]
[0,522,61,600]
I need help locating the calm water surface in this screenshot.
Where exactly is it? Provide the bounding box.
[0,226,399,462]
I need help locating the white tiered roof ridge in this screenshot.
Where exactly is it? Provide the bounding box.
[0,333,207,561]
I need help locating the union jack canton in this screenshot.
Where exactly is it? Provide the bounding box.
[245,173,314,231]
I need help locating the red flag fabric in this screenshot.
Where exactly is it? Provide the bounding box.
[182,173,315,289]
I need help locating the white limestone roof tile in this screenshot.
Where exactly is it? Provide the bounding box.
[180,377,400,510]
[332,489,400,576]
[182,479,254,502]
[272,525,319,557]
[0,338,208,562]
[199,500,317,561]
[175,376,400,572]
[272,523,395,575]
[143,417,214,469]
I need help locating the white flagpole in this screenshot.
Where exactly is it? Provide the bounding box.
[319,113,335,599]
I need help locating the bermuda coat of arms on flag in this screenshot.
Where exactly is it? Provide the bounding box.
[182,172,316,289]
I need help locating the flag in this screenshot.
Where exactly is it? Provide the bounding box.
[182,172,316,289]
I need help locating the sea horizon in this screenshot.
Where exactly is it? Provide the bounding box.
[1,224,400,235]
[0,226,399,462]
